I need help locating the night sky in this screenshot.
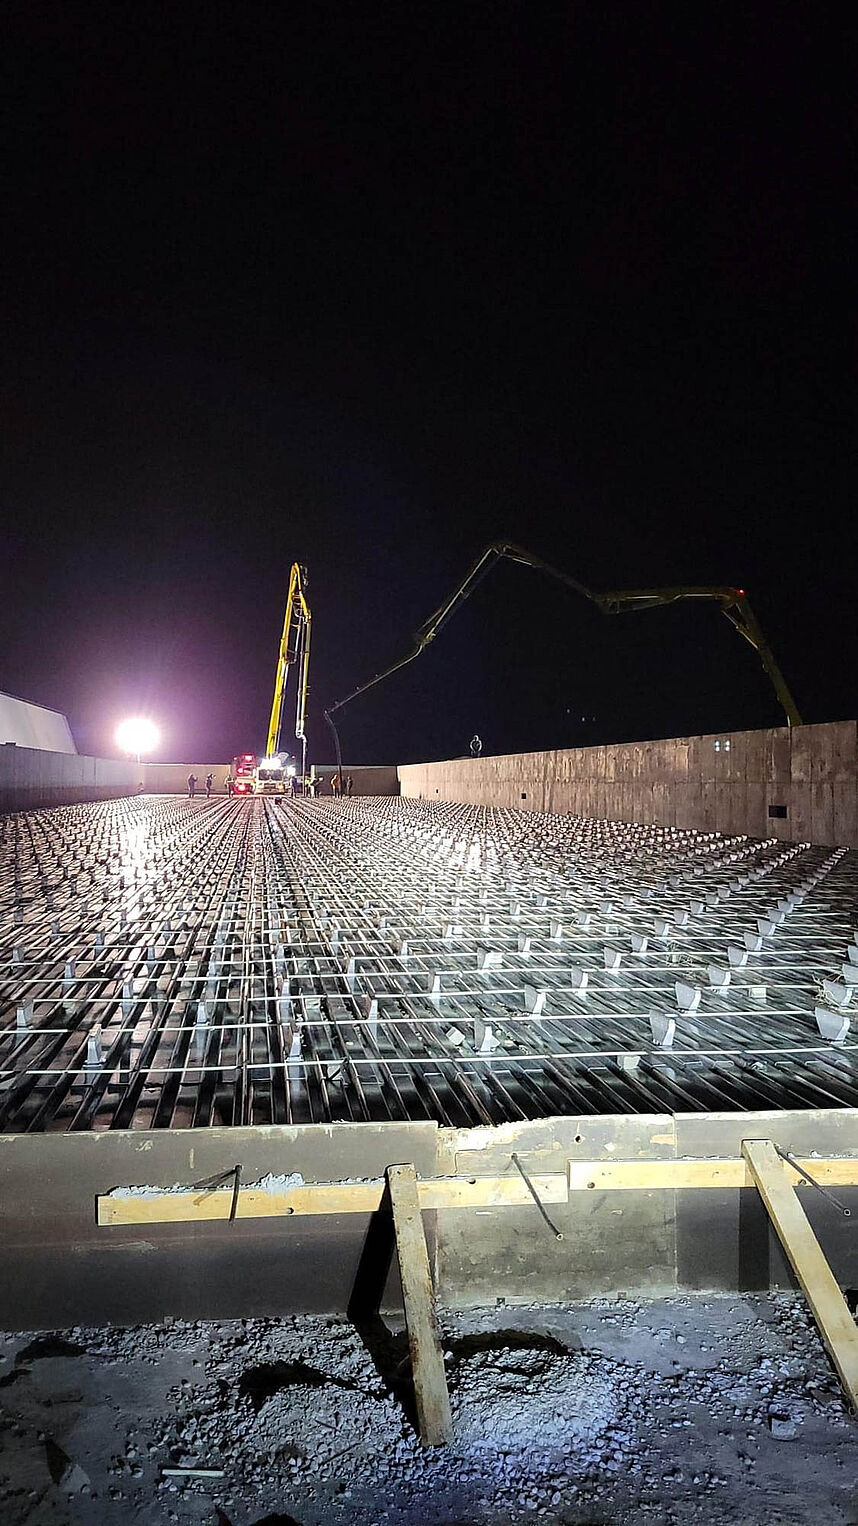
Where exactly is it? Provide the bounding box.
[2,5,854,766]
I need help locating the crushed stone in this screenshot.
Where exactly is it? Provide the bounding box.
[0,1293,855,1524]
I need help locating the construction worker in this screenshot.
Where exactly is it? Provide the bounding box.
[187,773,197,798]
[346,774,354,797]
[331,773,339,797]
[205,772,213,799]
[225,773,234,795]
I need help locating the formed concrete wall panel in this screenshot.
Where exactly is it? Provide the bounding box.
[311,764,400,796]
[0,1123,438,1328]
[3,1107,858,1326]
[435,1116,677,1305]
[399,721,858,846]
[0,744,136,814]
[142,762,232,794]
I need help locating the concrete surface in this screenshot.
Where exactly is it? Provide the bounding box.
[3,1109,858,1330]
[399,720,858,847]
[0,692,76,753]
[0,1124,439,1329]
[0,745,135,814]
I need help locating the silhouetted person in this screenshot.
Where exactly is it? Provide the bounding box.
[205,772,213,798]
[225,773,234,795]
[187,773,197,798]
[346,774,354,797]
[470,734,483,758]
[331,773,339,796]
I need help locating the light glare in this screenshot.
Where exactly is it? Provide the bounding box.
[115,717,160,757]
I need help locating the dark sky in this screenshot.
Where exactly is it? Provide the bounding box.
[2,3,855,765]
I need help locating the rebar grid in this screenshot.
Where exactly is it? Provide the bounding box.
[0,795,856,1131]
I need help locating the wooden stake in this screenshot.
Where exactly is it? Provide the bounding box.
[387,1162,453,1446]
[742,1138,858,1413]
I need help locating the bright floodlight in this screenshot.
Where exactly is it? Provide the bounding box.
[115,717,160,757]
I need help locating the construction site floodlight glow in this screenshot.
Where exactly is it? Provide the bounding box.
[115,717,160,758]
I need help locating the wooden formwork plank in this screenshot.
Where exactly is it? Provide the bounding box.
[96,1156,858,1223]
[742,1138,858,1413]
[387,1162,453,1446]
[97,1172,568,1225]
[567,1157,858,1193]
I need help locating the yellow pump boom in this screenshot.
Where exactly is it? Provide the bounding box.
[266,562,312,771]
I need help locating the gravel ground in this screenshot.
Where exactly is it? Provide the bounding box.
[0,1293,856,1524]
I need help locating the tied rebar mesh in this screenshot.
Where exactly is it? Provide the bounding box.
[0,795,856,1131]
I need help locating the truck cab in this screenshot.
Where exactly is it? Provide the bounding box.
[253,764,287,796]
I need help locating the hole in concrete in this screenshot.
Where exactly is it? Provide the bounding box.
[16,1336,86,1364]
[238,1360,365,1412]
[574,1133,583,1142]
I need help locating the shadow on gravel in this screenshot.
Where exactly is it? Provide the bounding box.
[238,1359,367,1411]
[0,1368,31,1387]
[444,1330,574,1362]
[249,1515,304,1525]
[217,1509,305,1526]
[16,1336,87,1364]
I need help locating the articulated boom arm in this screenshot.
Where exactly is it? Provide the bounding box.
[267,562,312,759]
[324,540,801,771]
[595,582,801,729]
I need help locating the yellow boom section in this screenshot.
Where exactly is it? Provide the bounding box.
[266,563,312,762]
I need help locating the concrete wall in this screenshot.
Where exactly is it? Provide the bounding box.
[312,764,400,796]
[398,721,858,847]
[0,1123,438,1329]
[0,691,76,753]
[142,761,231,794]
[2,1108,857,1327]
[0,744,136,814]
[434,1109,858,1306]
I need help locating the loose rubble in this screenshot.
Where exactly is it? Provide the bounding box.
[0,1293,856,1523]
